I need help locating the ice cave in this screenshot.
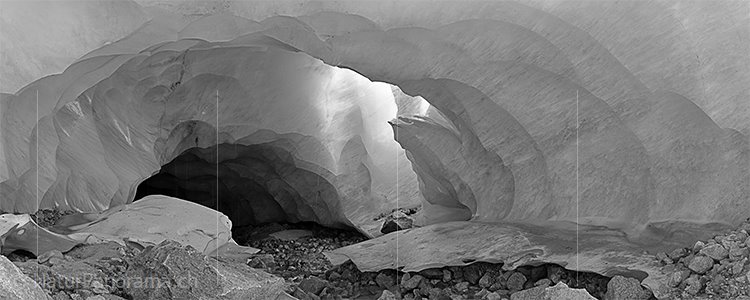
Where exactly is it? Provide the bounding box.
[0,1,749,299]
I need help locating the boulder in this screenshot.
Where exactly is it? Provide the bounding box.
[510,282,595,300]
[0,254,51,300]
[605,276,651,300]
[380,211,414,234]
[124,240,284,299]
[688,255,714,274]
[700,244,729,261]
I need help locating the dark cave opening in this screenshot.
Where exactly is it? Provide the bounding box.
[133,143,363,240]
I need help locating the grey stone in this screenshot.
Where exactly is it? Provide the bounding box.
[0,255,51,300]
[510,285,545,300]
[478,272,493,288]
[442,270,452,282]
[604,275,651,300]
[535,278,552,287]
[684,275,703,295]
[376,273,396,289]
[668,248,688,260]
[693,241,706,253]
[729,246,749,260]
[401,274,424,291]
[547,265,565,284]
[420,268,443,280]
[688,255,714,274]
[124,240,284,300]
[506,272,527,292]
[668,269,690,287]
[485,292,503,300]
[463,264,483,285]
[700,244,729,261]
[299,276,328,295]
[378,289,398,300]
[380,212,414,234]
[545,282,596,299]
[656,252,671,264]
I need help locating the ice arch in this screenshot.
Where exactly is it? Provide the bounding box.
[1,9,748,241]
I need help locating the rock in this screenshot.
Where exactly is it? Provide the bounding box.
[378,289,398,300]
[0,255,51,300]
[693,241,706,253]
[15,259,107,293]
[535,278,552,287]
[510,283,596,300]
[506,272,527,292]
[545,282,596,299]
[91,281,109,294]
[710,274,726,291]
[443,270,452,282]
[299,276,328,295]
[463,264,483,285]
[247,254,277,269]
[52,292,72,300]
[453,282,469,293]
[604,275,651,300]
[124,240,284,299]
[700,244,729,261]
[376,273,396,289]
[478,272,494,288]
[401,274,424,291]
[668,248,688,260]
[38,249,66,266]
[510,285,546,300]
[730,258,747,275]
[668,269,690,287]
[684,275,704,295]
[380,212,414,234]
[729,246,749,260]
[688,255,714,274]
[655,252,672,264]
[420,268,444,279]
[485,292,503,300]
[547,265,565,284]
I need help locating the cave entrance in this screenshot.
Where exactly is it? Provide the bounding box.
[134,142,360,236]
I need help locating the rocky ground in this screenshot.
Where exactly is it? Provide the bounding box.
[653,218,750,299]
[5,209,750,300]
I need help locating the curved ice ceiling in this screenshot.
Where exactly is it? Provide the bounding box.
[1,0,748,242]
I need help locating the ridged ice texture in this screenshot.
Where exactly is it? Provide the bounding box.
[1,1,748,239]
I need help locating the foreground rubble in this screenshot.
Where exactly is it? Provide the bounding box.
[653,219,750,299]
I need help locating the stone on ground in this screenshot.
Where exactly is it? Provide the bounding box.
[0,254,51,300]
[605,275,651,300]
[510,282,595,300]
[124,240,284,299]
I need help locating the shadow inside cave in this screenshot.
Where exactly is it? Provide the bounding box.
[134,143,358,234]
